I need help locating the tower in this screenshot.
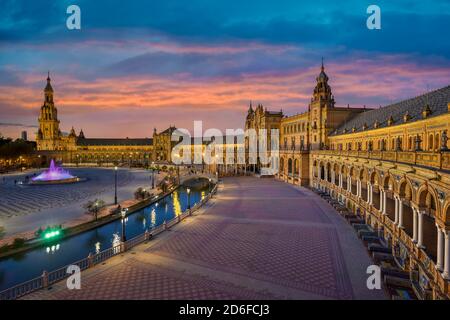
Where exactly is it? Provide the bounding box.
[37,72,61,150]
[308,60,335,150]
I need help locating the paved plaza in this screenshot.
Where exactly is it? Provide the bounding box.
[25,177,387,300]
[0,167,157,237]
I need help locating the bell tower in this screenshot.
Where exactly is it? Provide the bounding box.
[37,72,61,150]
[308,59,335,150]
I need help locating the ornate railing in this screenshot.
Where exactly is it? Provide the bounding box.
[314,150,450,171]
[0,184,217,300]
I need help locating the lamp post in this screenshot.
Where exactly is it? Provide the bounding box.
[187,187,191,210]
[152,169,155,189]
[94,201,99,221]
[121,208,128,242]
[114,166,118,205]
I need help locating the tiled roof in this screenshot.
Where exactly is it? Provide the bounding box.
[332,85,450,135]
[77,138,153,146]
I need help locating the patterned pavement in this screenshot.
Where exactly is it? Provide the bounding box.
[25,177,387,300]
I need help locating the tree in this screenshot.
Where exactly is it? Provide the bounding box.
[83,199,106,221]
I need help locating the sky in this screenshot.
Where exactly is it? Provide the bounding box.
[1,0,450,139]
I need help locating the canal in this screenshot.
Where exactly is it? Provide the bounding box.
[0,183,212,291]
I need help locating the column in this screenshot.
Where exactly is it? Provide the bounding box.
[339,174,342,188]
[394,196,399,224]
[380,189,384,213]
[367,183,372,205]
[412,208,418,243]
[417,211,425,248]
[324,167,328,182]
[348,176,351,192]
[331,170,335,185]
[382,190,387,215]
[357,180,361,197]
[398,198,404,228]
[436,225,444,271]
[443,230,450,279]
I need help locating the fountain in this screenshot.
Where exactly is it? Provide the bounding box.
[30,159,81,184]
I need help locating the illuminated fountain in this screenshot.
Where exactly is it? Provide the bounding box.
[30,159,81,184]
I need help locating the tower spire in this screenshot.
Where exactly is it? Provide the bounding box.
[321,57,324,71]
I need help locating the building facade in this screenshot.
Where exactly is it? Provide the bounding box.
[245,63,450,299]
[35,74,176,166]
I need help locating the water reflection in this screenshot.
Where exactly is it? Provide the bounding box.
[173,191,182,216]
[150,208,156,227]
[46,244,60,254]
[0,183,211,291]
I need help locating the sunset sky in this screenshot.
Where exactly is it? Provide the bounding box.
[1,0,450,139]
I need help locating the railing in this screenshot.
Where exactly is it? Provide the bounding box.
[0,184,218,300]
[314,150,450,171]
[0,276,43,300]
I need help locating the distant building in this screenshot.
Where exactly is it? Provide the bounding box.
[21,131,27,141]
[36,73,175,165]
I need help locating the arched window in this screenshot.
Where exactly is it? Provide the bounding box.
[429,134,434,151]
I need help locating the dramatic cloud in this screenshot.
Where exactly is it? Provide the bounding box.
[1,0,449,138]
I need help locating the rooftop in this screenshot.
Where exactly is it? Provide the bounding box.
[332,85,450,135]
[76,138,153,146]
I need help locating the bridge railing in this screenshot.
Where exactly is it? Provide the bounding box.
[0,184,218,300]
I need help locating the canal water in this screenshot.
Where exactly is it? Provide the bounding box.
[0,183,212,291]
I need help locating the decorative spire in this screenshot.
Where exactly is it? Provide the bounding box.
[321,57,324,71]
[44,71,53,93]
[248,101,254,113]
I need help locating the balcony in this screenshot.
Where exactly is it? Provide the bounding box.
[279,145,310,153]
[314,150,450,171]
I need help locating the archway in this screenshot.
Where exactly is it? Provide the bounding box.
[333,163,339,186]
[382,175,396,222]
[341,165,348,190]
[294,159,299,177]
[398,180,414,238]
[350,167,358,195]
[418,187,438,262]
[370,171,381,210]
[288,158,293,175]
[360,168,368,201]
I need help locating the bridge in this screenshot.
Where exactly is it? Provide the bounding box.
[179,173,217,185]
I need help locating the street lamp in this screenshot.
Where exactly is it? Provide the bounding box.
[152,168,155,189]
[187,187,191,210]
[114,166,118,205]
[121,208,128,242]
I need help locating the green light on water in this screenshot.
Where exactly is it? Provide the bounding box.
[44,230,61,239]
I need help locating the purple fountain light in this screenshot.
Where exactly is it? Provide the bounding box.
[32,159,76,182]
